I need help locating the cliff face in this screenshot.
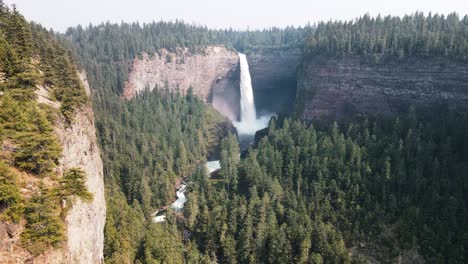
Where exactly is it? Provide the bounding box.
[297,55,468,120]
[0,73,105,264]
[122,46,303,120]
[55,72,106,264]
[123,46,240,121]
[246,48,301,115]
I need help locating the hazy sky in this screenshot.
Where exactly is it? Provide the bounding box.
[5,0,468,32]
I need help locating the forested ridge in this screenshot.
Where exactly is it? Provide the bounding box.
[304,12,468,61]
[64,21,307,95]
[0,2,91,256]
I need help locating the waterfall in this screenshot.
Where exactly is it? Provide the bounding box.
[171,184,187,212]
[234,53,273,140]
[239,53,257,124]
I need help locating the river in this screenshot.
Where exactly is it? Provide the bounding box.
[153,160,221,223]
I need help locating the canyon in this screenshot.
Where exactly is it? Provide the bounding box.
[122,45,468,123]
[122,46,301,122]
[123,46,241,121]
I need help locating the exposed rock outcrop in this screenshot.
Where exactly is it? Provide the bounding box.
[297,55,468,120]
[246,48,301,115]
[123,46,241,121]
[122,46,303,120]
[54,106,106,263]
[0,73,105,264]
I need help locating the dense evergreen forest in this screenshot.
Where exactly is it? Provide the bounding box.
[304,12,468,61]
[0,3,91,255]
[63,20,308,263]
[185,108,466,263]
[102,88,231,263]
[61,11,468,263]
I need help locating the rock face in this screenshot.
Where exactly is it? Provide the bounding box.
[246,48,301,116]
[123,46,241,121]
[211,62,240,121]
[0,73,106,264]
[122,46,303,121]
[297,55,468,120]
[54,106,106,264]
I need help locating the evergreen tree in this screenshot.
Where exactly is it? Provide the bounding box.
[21,187,65,256]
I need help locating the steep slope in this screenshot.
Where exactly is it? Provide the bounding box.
[297,13,468,120]
[297,55,468,120]
[1,79,105,264]
[55,73,105,264]
[246,48,301,115]
[123,46,241,121]
[122,46,304,120]
[0,5,105,263]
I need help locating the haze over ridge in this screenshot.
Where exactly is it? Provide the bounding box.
[5,0,468,32]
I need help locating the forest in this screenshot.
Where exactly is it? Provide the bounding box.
[101,87,233,263]
[184,107,466,263]
[0,1,466,261]
[62,20,308,263]
[304,12,468,61]
[0,3,92,256]
[29,10,468,263]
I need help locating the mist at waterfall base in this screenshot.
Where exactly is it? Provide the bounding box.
[234,53,273,147]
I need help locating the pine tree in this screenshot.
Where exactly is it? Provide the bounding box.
[58,168,93,202]
[0,161,23,222]
[13,106,62,176]
[21,187,65,256]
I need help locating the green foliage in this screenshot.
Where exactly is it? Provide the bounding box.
[21,187,65,256]
[0,4,89,256]
[0,4,87,122]
[137,222,185,264]
[100,88,221,261]
[304,12,468,61]
[58,168,93,202]
[0,161,23,222]
[0,92,62,176]
[220,133,240,194]
[12,105,62,176]
[104,185,145,264]
[184,107,466,263]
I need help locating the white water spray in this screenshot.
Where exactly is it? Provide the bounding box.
[234,53,272,137]
[239,53,257,125]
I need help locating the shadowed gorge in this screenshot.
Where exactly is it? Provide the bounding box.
[247,48,302,116]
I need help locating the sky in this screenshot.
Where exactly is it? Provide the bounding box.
[4,0,468,32]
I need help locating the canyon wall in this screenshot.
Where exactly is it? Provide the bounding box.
[297,55,468,120]
[122,46,303,120]
[0,73,105,264]
[246,48,301,115]
[123,46,241,121]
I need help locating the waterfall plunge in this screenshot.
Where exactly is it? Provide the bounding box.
[234,53,272,138]
[239,53,257,125]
